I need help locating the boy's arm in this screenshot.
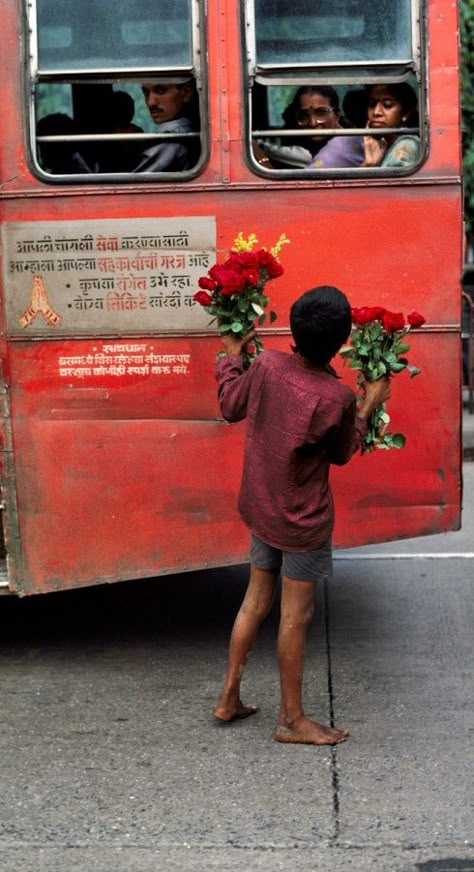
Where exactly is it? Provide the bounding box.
[214,330,256,423]
[327,399,367,465]
[329,377,392,464]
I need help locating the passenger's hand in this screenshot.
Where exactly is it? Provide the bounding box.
[220,328,256,356]
[362,132,388,167]
[357,377,391,419]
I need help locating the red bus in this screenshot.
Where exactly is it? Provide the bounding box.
[0,0,462,596]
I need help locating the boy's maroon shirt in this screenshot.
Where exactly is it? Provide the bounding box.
[215,349,367,551]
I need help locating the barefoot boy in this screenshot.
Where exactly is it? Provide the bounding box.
[213,285,391,745]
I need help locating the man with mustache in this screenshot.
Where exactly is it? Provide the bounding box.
[134,80,197,173]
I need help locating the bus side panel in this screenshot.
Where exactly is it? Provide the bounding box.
[333,331,462,547]
[4,328,459,595]
[3,338,245,594]
[1,183,462,594]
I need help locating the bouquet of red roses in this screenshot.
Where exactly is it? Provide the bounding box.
[193,231,289,368]
[339,306,426,452]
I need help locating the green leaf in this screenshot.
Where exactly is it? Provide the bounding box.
[269,311,277,323]
[369,323,382,340]
[219,323,232,333]
[349,360,364,369]
[391,433,407,448]
[214,305,236,317]
[230,321,244,333]
[408,364,421,377]
[392,342,410,354]
[258,313,266,326]
[251,302,264,316]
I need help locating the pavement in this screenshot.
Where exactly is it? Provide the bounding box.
[463,396,474,460]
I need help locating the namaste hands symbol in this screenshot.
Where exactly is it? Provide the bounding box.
[19,275,61,328]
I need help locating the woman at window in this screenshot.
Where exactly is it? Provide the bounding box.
[258,86,363,169]
[361,83,420,168]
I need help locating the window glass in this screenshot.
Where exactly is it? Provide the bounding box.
[36,0,192,70]
[254,0,411,65]
[36,83,73,119]
[31,0,204,180]
[248,0,422,176]
[35,80,202,176]
[251,80,421,173]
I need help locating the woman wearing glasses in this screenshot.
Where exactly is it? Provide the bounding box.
[361,83,420,168]
[258,86,363,169]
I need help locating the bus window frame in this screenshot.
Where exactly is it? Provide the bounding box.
[243,0,426,179]
[26,0,208,184]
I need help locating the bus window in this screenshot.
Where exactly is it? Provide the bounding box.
[245,0,423,176]
[29,0,206,181]
[253,0,411,65]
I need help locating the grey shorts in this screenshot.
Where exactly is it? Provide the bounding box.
[250,534,333,583]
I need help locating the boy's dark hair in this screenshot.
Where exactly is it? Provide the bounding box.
[290,286,352,365]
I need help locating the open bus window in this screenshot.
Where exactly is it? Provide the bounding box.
[245,0,423,177]
[29,0,206,181]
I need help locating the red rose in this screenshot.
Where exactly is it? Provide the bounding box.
[198,276,217,291]
[268,260,284,278]
[238,251,259,270]
[369,306,387,320]
[224,253,246,273]
[255,249,284,278]
[351,306,374,325]
[382,311,405,333]
[243,268,260,286]
[219,269,247,295]
[194,290,213,306]
[208,264,229,284]
[407,310,426,328]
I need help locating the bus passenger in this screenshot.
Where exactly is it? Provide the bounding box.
[101,91,144,172]
[259,86,363,169]
[361,83,420,168]
[36,113,94,174]
[109,91,143,136]
[213,286,391,745]
[342,89,368,129]
[133,80,199,173]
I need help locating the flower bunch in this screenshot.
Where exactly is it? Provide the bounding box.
[194,231,290,368]
[339,306,426,452]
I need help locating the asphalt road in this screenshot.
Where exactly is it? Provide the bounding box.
[0,467,473,872]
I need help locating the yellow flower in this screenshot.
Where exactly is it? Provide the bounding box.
[231,231,291,258]
[270,233,291,258]
[231,232,259,252]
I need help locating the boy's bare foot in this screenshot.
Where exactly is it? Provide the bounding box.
[213,700,259,723]
[274,717,349,745]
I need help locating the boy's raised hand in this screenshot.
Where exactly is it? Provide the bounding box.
[220,328,256,356]
[357,377,392,419]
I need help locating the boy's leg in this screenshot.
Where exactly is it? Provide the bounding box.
[213,564,278,722]
[275,575,349,745]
